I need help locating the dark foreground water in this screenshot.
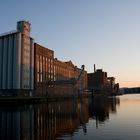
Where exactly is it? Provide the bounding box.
[0,94,140,140]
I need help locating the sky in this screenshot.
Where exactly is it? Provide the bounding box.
[0,0,140,87]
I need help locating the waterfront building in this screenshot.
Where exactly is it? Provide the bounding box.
[0,20,87,96]
[34,43,87,97]
[34,43,54,96]
[87,67,119,94]
[88,69,108,90]
[0,21,34,96]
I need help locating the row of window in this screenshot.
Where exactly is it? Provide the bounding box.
[37,73,54,83]
[37,55,53,73]
[36,55,82,83]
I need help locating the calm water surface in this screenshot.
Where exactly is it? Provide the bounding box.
[0,94,140,140]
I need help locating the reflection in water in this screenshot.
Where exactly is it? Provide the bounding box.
[0,96,120,140]
[89,96,120,128]
[34,100,89,140]
[0,105,34,140]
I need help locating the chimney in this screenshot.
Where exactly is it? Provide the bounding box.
[94,64,96,73]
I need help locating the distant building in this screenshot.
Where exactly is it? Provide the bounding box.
[88,69,108,90]
[87,67,119,94]
[0,21,34,96]
[121,87,140,94]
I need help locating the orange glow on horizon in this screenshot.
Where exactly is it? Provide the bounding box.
[120,81,140,88]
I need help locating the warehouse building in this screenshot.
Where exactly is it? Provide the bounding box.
[0,21,34,96]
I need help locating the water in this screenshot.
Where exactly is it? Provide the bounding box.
[0,94,140,140]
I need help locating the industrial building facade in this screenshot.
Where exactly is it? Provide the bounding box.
[0,21,87,96]
[87,68,119,94]
[0,21,34,96]
[34,43,87,97]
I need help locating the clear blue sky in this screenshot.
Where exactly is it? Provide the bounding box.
[0,0,140,87]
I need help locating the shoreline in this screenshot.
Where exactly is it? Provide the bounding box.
[0,95,90,104]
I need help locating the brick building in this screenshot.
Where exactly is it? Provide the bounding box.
[34,43,87,97]
[88,68,119,94]
[34,43,54,96]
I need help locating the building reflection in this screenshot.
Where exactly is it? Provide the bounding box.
[0,98,89,140]
[89,95,120,128]
[0,105,34,140]
[0,96,120,140]
[34,98,90,140]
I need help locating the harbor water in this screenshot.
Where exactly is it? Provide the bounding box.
[0,94,140,140]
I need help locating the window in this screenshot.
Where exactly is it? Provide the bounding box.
[37,55,39,72]
[37,73,39,82]
[40,74,43,82]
